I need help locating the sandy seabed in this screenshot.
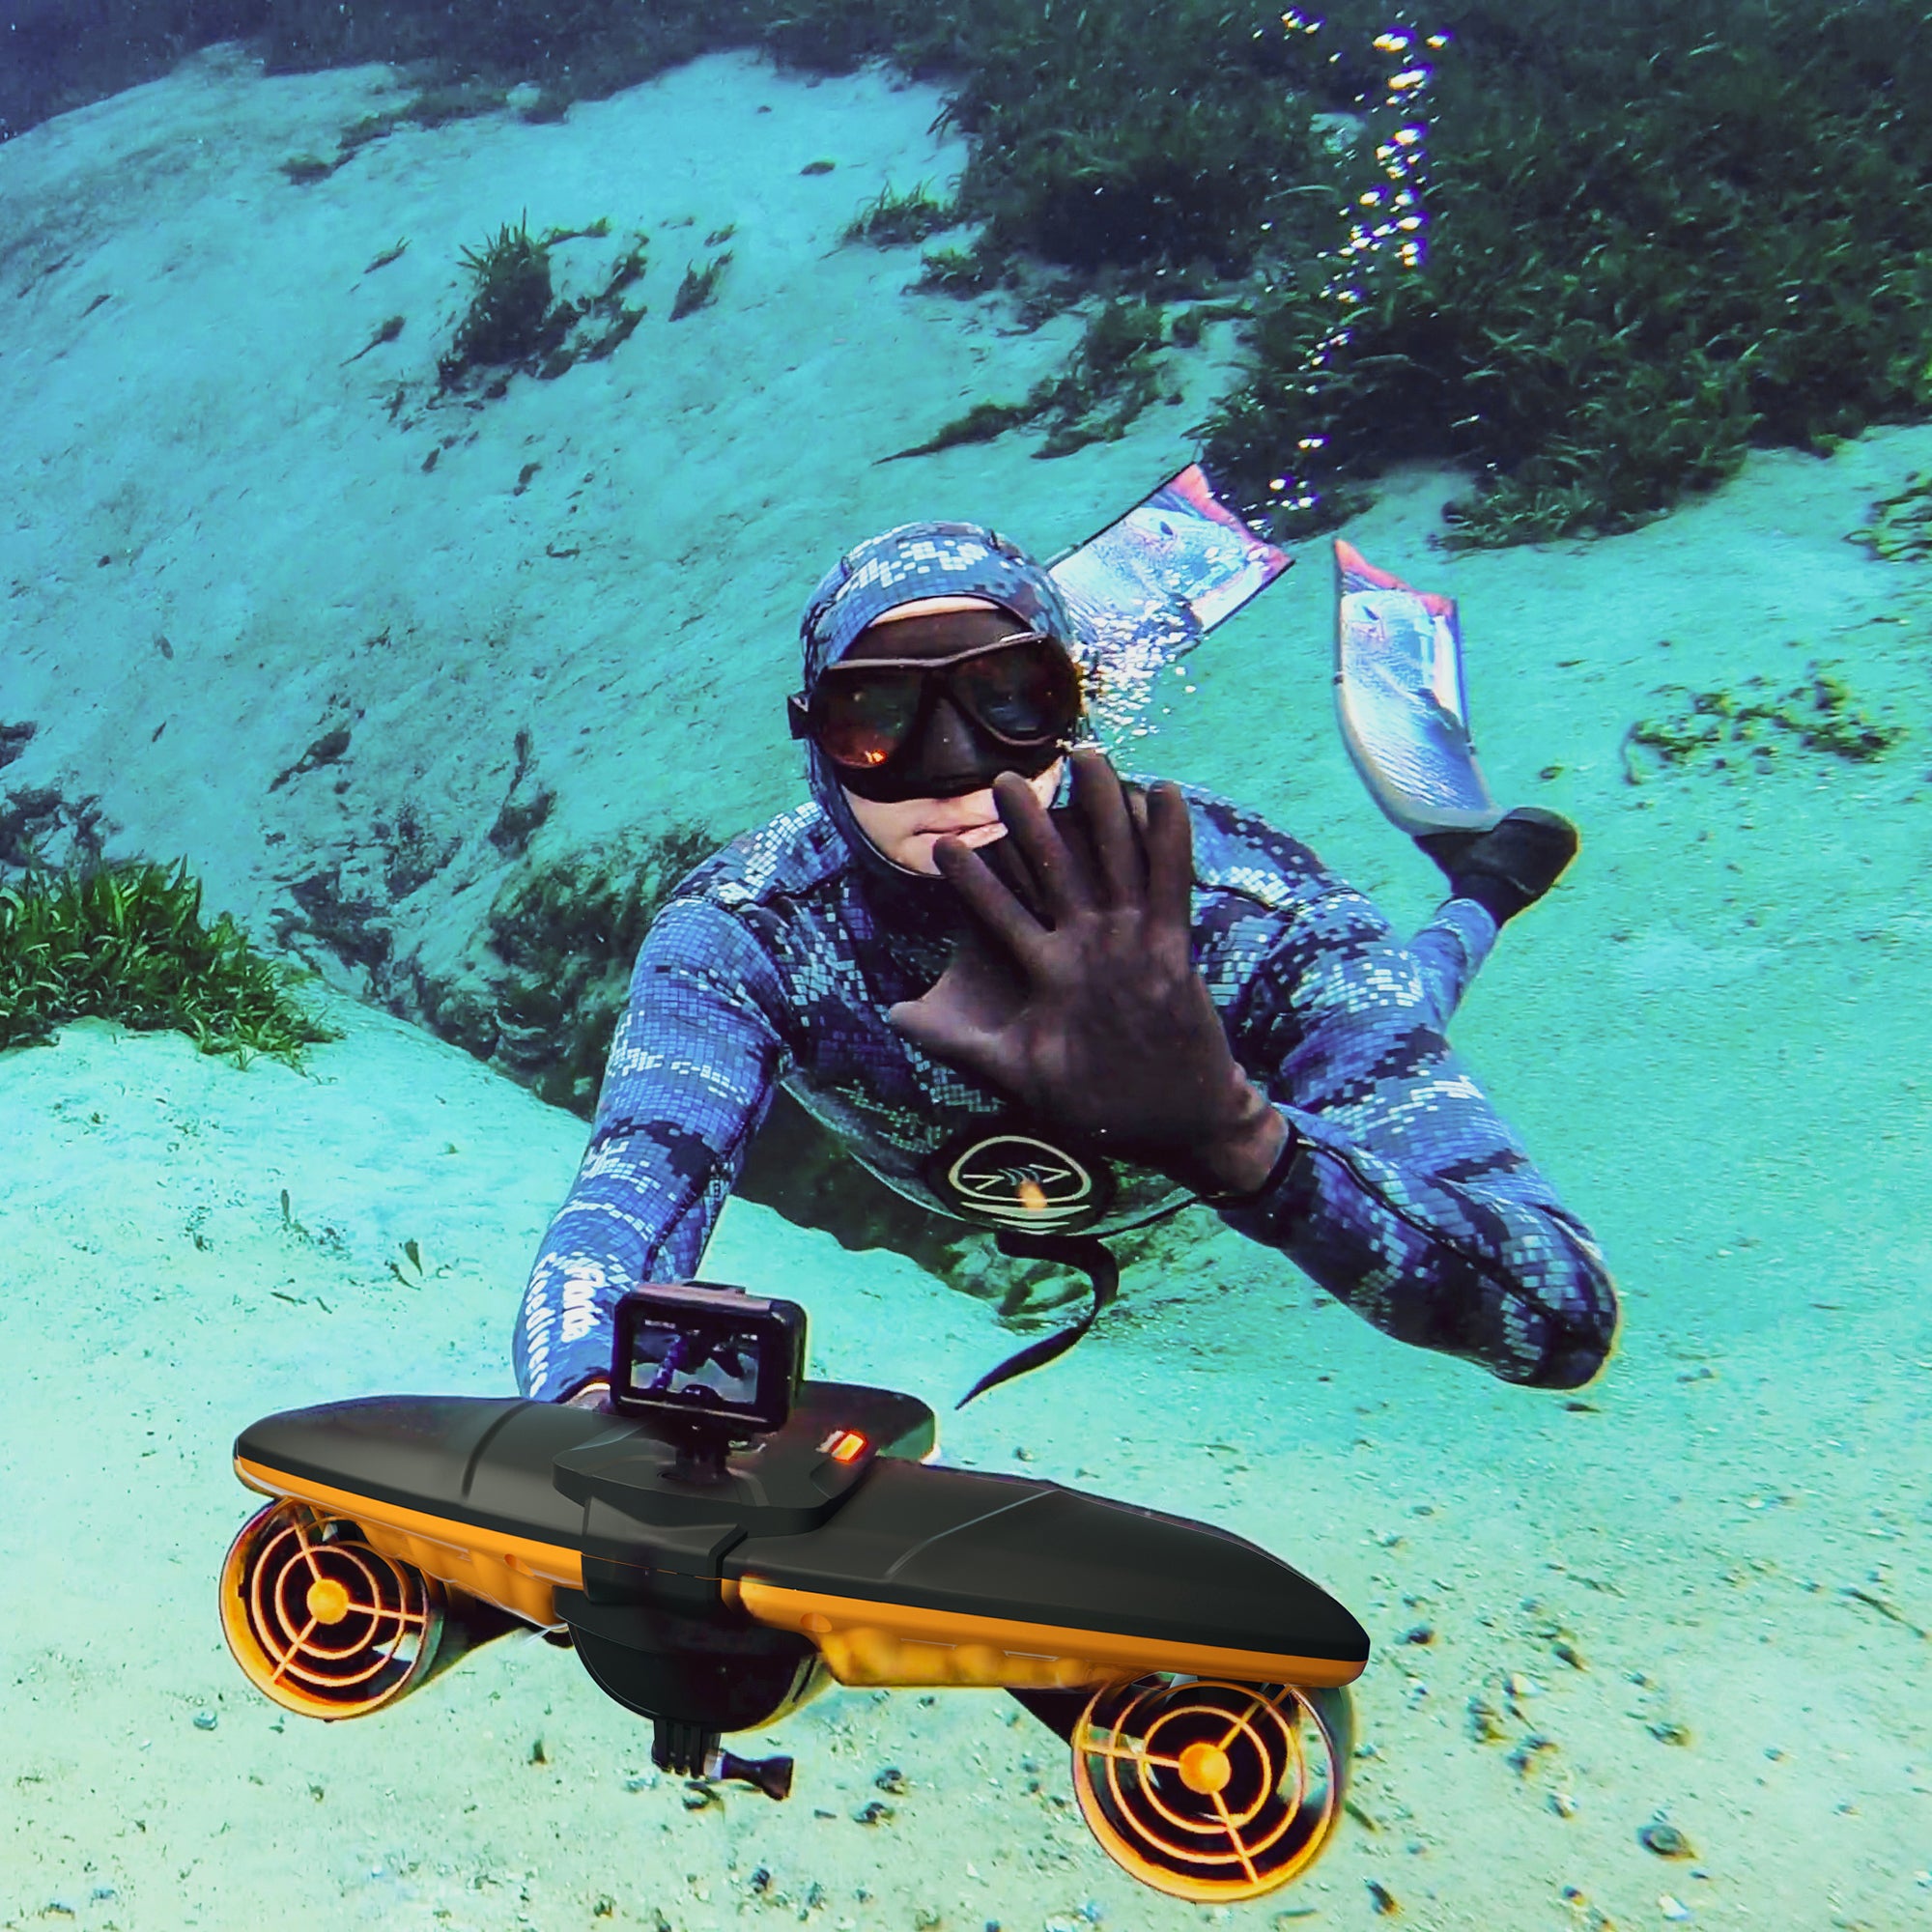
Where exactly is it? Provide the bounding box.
[2,40,1930,1932]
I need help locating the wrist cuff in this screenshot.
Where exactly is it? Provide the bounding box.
[1200,1112,1301,1207]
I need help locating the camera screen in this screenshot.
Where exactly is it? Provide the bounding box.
[610,1284,806,1436]
[624,1320,766,1413]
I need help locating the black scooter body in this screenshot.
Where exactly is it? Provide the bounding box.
[224,1371,1367,1900]
[233,1386,1367,1677]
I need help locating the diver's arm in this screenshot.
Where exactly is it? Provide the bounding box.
[514,899,789,1404]
[1182,896,1502,1179]
[1213,886,1617,1389]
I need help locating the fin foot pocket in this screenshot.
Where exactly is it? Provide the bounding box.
[1416,806,1578,924]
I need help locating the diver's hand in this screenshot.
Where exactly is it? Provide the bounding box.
[888,747,1288,1196]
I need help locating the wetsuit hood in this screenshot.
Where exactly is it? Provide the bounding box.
[798,521,1081,887]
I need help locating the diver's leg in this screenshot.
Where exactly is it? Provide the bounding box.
[1405,809,1578,1028]
[1406,900,1496,1030]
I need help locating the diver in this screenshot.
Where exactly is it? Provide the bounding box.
[641,1329,756,1403]
[515,522,1615,1411]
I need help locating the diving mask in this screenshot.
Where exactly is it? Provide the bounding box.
[788,631,1083,803]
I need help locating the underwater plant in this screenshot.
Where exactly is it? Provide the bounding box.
[887,298,1172,461]
[883,399,1036,462]
[763,0,1331,282]
[398,78,511,128]
[444,213,558,375]
[437,219,648,389]
[914,244,997,296]
[569,233,651,363]
[0,857,340,1065]
[669,251,733,321]
[0,781,105,877]
[764,1,1932,544]
[342,315,405,366]
[1201,0,1932,545]
[1032,298,1172,454]
[1849,474,1932,563]
[840,181,958,247]
[277,152,338,185]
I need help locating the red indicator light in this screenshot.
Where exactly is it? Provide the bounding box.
[830,1432,867,1463]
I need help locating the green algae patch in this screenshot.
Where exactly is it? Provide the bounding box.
[668,250,733,322]
[1201,1,1932,548]
[277,152,338,186]
[0,859,340,1065]
[1622,665,1906,783]
[1849,474,1932,564]
[448,215,559,370]
[915,246,998,297]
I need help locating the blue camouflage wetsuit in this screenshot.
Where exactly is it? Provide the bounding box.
[514,526,1618,1406]
[513,791,1615,1404]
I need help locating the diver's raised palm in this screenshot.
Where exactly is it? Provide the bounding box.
[888,749,1281,1194]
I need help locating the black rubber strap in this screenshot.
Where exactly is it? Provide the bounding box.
[956,1232,1121,1408]
[1198,1116,1302,1208]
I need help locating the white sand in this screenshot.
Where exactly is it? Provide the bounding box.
[3,43,1929,1932]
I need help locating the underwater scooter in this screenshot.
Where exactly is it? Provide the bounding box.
[220,1283,1367,1903]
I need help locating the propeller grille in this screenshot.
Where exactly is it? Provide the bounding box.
[1071,1675,1348,1901]
[220,1500,446,1719]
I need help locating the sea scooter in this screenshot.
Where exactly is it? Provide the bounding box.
[219,1284,1367,1903]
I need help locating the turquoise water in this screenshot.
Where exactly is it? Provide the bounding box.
[1,11,1929,1930]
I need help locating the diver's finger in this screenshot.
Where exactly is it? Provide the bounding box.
[887,995,985,1065]
[993,771,1094,919]
[1069,745,1144,907]
[931,833,1053,968]
[979,827,1049,923]
[1143,781,1197,936]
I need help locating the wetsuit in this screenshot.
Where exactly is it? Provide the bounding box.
[514,781,1617,1404]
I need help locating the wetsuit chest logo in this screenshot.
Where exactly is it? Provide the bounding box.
[925,1124,1116,1232]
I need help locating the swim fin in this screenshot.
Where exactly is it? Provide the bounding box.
[1333,539,1497,836]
